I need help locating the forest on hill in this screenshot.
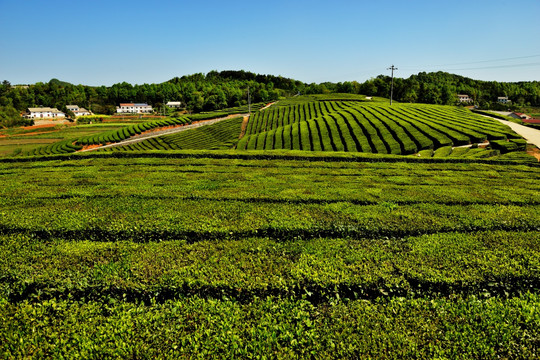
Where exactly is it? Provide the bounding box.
[1,71,540,128]
[346,72,540,109]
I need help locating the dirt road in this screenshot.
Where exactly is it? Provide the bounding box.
[495,119,540,149]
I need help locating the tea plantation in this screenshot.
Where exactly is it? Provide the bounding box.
[0,150,539,358]
[1,95,539,358]
[237,99,521,154]
[21,96,531,162]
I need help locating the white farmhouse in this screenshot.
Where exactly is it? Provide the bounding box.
[116,103,153,114]
[25,107,66,119]
[457,94,473,103]
[497,96,510,104]
[66,105,92,117]
[166,101,182,108]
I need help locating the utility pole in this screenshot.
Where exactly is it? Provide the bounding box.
[163,97,166,118]
[387,65,398,105]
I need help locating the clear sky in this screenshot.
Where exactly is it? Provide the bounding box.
[1,0,539,86]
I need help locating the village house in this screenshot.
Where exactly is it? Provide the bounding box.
[116,103,153,114]
[66,105,92,117]
[25,107,66,119]
[457,94,473,103]
[497,96,510,104]
[166,101,182,108]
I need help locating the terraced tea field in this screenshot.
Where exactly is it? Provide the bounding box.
[237,100,522,155]
[14,96,534,164]
[0,152,539,358]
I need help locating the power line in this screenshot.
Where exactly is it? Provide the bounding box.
[431,54,540,67]
[399,62,540,73]
[441,62,540,71]
[400,55,540,72]
[401,55,540,70]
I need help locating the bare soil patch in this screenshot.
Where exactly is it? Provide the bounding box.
[260,102,277,111]
[526,145,540,161]
[81,144,104,151]
[23,124,57,130]
[239,115,250,139]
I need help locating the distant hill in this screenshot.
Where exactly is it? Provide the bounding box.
[356,71,540,108]
[1,71,539,115]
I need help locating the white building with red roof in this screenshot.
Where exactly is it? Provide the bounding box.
[509,112,532,120]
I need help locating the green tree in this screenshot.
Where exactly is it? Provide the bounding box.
[0,104,32,127]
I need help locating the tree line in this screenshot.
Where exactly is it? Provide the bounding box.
[0,71,302,117]
[1,71,539,127]
[311,72,540,109]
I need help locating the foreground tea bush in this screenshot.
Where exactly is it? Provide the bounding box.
[0,153,538,358]
[1,232,538,303]
[1,295,538,359]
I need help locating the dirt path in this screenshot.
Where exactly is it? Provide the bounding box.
[260,101,278,111]
[238,115,250,139]
[80,114,247,152]
[453,141,490,149]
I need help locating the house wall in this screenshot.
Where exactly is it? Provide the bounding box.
[117,105,153,113]
[28,111,65,119]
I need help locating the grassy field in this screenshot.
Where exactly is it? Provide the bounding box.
[0,151,539,358]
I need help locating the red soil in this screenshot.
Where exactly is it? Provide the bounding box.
[22,124,58,130]
[81,144,105,151]
[527,146,540,161]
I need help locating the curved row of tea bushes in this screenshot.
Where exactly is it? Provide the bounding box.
[24,140,83,156]
[107,116,244,152]
[77,117,190,146]
[245,101,346,136]
[238,102,524,156]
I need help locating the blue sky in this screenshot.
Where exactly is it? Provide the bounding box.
[1,0,539,85]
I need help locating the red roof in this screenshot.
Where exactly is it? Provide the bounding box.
[120,103,134,106]
[523,118,540,124]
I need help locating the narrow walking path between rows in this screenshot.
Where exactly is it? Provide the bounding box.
[238,115,250,139]
[80,114,247,152]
